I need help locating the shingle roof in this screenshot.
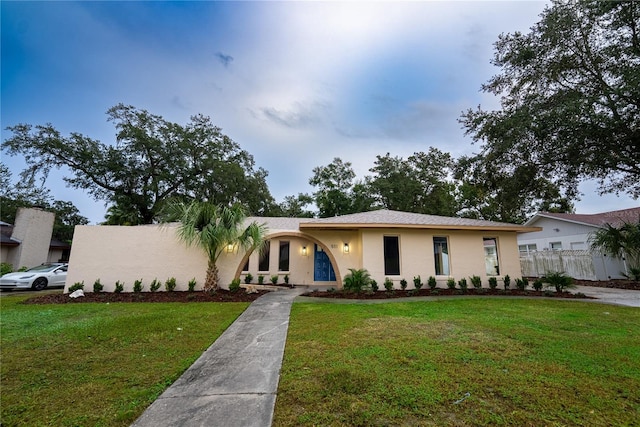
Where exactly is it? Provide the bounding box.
[298,209,538,232]
[527,207,640,228]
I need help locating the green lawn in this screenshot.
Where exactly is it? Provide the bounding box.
[274,299,640,426]
[0,293,250,427]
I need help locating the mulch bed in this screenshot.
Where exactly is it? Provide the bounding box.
[22,290,269,305]
[303,288,595,300]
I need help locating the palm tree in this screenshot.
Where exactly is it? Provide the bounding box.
[590,220,640,280]
[167,202,267,291]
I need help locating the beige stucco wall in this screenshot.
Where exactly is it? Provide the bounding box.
[6,208,55,269]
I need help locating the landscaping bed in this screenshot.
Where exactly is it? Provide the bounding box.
[303,287,594,300]
[574,279,640,290]
[22,289,269,304]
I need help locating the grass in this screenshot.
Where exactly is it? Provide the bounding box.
[274,299,640,426]
[0,293,250,427]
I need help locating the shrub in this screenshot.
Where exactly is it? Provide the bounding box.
[188,278,197,292]
[270,275,279,285]
[343,268,372,293]
[284,274,290,285]
[150,278,161,292]
[93,279,103,293]
[114,281,124,293]
[133,279,144,293]
[470,275,482,289]
[413,276,423,290]
[1,262,12,276]
[428,276,437,290]
[384,278,394,291]
[625,267,640,281]
[68,281,84,293]
[542,271,575,292]
[532,279,544,291]
[488,277,498,289]
[370,279,378,292]
[458,278,468,291]
[446,278,456,289]
[229,278,241,292]
[258,275,264,285]
[400,278,408,290]
[165,277,177,292]
[503,274,511,290]
[515,277,529,290]
[244,273,253,284]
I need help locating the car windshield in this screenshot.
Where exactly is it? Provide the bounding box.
[26,264,62,273]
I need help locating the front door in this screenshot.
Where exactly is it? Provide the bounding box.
[314,244,336,282]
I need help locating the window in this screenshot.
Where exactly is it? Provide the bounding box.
[383,236,400,276]
[550,242,562,250]
[433,237,450,275]
[570,242,586,250]
[278,241,290,271]
[518,244,537,255]
[484,237,500,275]
[259,240,270,271]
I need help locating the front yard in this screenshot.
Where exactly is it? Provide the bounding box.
[274,299,640,426]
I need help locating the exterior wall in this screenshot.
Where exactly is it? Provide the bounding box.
[6,208,55,269]
[517,217,596,251]
[1,246,10,265]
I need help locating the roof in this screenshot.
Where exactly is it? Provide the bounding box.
[298,209,539,232]
[525,207,640,229]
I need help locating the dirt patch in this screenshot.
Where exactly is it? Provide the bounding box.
[22,289,270,304]
[303,288,595,300]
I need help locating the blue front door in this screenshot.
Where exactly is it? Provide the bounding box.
[314,244,336,281]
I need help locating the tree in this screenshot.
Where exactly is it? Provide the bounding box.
[3,104,276,224]
[590,220,640,279]
[460,0,640,198]
[369,149,458,216]
[167,202,267,291]
[277,193,315,218]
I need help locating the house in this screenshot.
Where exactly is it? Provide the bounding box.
[0,207,70,270]
[517,207,640,280]
[64,209,539,292]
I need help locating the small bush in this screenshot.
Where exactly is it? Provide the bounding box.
[400,278,408,290]
[458,278,468,291]
[258,275,264,285]
[284,274,290,285]
[229,278,241,292]
[165,277,177,292]
[370,279,378,292]
[532,279,544,291]
[488,277,498,289]
[343,268,372,293]
[503,274,511,290]
[150,278,161,292]
[428,276,437,290]
[188,278,197,292]
[244,273,253,284]
[542,271,575,292]
[515,277,529,290]
[470,275,482,289]
[68,281,84,293]
[1,262,12,276]
[133,279,144,293]
[93,279,103,293]
[270,275,279,285]
[413,276,423,290]
[446,278,456,289]
[384,278,394,291]
[114,281,124,293]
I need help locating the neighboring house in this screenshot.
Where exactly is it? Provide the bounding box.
[0,207,70,270]
[517,207,640,280]
[64,209,538,292]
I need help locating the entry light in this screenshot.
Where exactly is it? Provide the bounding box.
[302,246,308,256]
[343,243,350,253]
[226,243,234,253]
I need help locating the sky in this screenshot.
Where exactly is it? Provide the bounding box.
[2,1,637,224]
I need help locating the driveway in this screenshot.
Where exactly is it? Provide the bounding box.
[573,285,640,307]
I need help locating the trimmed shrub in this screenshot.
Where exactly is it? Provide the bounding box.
[284,274,290,285]
[165,277,177,292]
[93,279,103,293]
[188,278,197,292]
[470,275,482,289]
[229,278,241,292]
[384,278,394,291]
[270,275,279,285]
[150,278,161,292]
[370,279,379,292]
[400,278,408,290]
[68,281,84,293]
[244,273,253,284]
[446,278,456,289]
[133,279,144,293]
[458,278,468,291]
[515,277,529,290]
[114,281,124,293]
[258,275,264,285]
[428,276,437,290]
[413,276,423,290]
[532,279,544,291]
[488,277,498,289]
[503,274,511,290]
[1,262,12,276]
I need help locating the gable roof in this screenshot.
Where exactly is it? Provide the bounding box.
[298,209,539,232]
[525,207,640,229]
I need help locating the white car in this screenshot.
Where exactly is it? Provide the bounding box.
[0,263,68,291]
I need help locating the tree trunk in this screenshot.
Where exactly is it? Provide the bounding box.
[204,259,219,292]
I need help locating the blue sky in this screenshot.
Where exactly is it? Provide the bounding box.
[2,1,636,223]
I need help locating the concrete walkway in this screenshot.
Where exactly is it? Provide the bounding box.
[131,287,306,427]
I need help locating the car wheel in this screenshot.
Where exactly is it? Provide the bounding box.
[32,277,48,291]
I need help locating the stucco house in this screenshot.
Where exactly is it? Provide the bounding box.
[517,207,640,280]
[0,207,70,270]
[65,209,538,292]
